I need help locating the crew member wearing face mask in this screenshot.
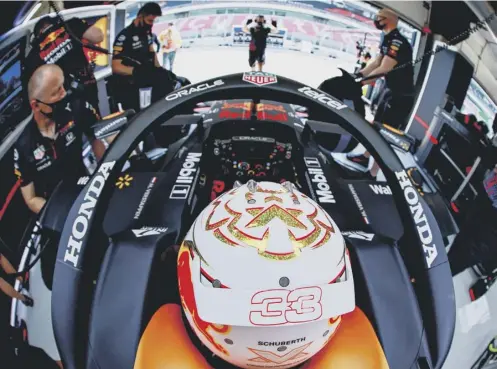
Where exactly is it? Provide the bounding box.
[344,8,414,172]
[25,15,104,115]
[13,64,104,214]
[112,2,184,112]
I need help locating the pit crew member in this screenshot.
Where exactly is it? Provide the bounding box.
[14,64,104,214]
[25,14,104,114]
[243,15,278,72]
[111,2,180,112]
[346,8,414,172]
[133,181,389,369]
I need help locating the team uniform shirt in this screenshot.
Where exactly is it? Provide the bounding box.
[249,24,271,52]
[13,101,99,197]
[380,28,414,94]
[112,22,155,67]
[25,18,99,109]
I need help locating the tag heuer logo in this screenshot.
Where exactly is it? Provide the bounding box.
[33,146,45,160]
[243,72,278,86]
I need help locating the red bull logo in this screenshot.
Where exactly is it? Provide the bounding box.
[39,32,70,61]
[39,27,65,49]
[257,103,286,113]
[177,245,231,355]
[222,102,253,111]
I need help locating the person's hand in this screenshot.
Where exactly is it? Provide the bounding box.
[21,294,34,307]
[132,63,156,85]
[351,72,364,80]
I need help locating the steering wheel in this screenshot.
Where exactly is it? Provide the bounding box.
[52,73,454,369]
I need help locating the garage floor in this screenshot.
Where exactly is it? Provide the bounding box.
[172,47,497,369]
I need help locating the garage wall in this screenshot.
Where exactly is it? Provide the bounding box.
[458,32,497,104]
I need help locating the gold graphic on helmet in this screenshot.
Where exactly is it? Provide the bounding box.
[264,195,283,203]
[204,184,335,260]
[248,342,313,365]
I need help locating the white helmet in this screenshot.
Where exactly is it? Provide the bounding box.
[178,180,355,369]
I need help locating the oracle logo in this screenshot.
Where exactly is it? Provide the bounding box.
[249,286,323,326]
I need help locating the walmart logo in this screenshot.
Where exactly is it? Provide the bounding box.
[116,174,133,190]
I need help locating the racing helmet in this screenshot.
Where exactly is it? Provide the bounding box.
[178,180,355,369]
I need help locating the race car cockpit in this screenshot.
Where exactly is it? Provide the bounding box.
[15,72,454,369]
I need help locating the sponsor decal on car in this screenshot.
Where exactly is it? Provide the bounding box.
[379,128,411,152]
[304,157,336,204]
[342,231,375,241]
[243,72,278,86]
[222,102,252,111]
[116,174,133,190]
[257,103,286,113]
[369,184,392,195]
[131,227,168,237]
[298,86,348,111]
[396,170,438,268]
[134,177,157,219]
[348,184,370,225]
[64,161,116,268]
[95,116,127,138]
[165,79,224,101]
[170,152,202,199]
[77,176,90,186]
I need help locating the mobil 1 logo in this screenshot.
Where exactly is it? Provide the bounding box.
[304,157,336,204]
[169,152,202,200]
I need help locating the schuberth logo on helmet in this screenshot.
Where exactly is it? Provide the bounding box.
[243,72,278,86]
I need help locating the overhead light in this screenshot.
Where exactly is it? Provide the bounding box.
[22,2,43,25]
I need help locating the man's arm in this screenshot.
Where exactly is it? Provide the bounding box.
[14,147,45,214]
[0,254,22,281]
[269,19,278,33]
[68,18,103,44]
[361,55,397,85]
[82,26,104,44]
[82,102,107,161]
[151,44,161,68]
[20,183,46,215]
[112,59,134,76]
[243,18,254,34]
[359,55,382,77]
[112,32,134,76]
[91,139,106,161]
